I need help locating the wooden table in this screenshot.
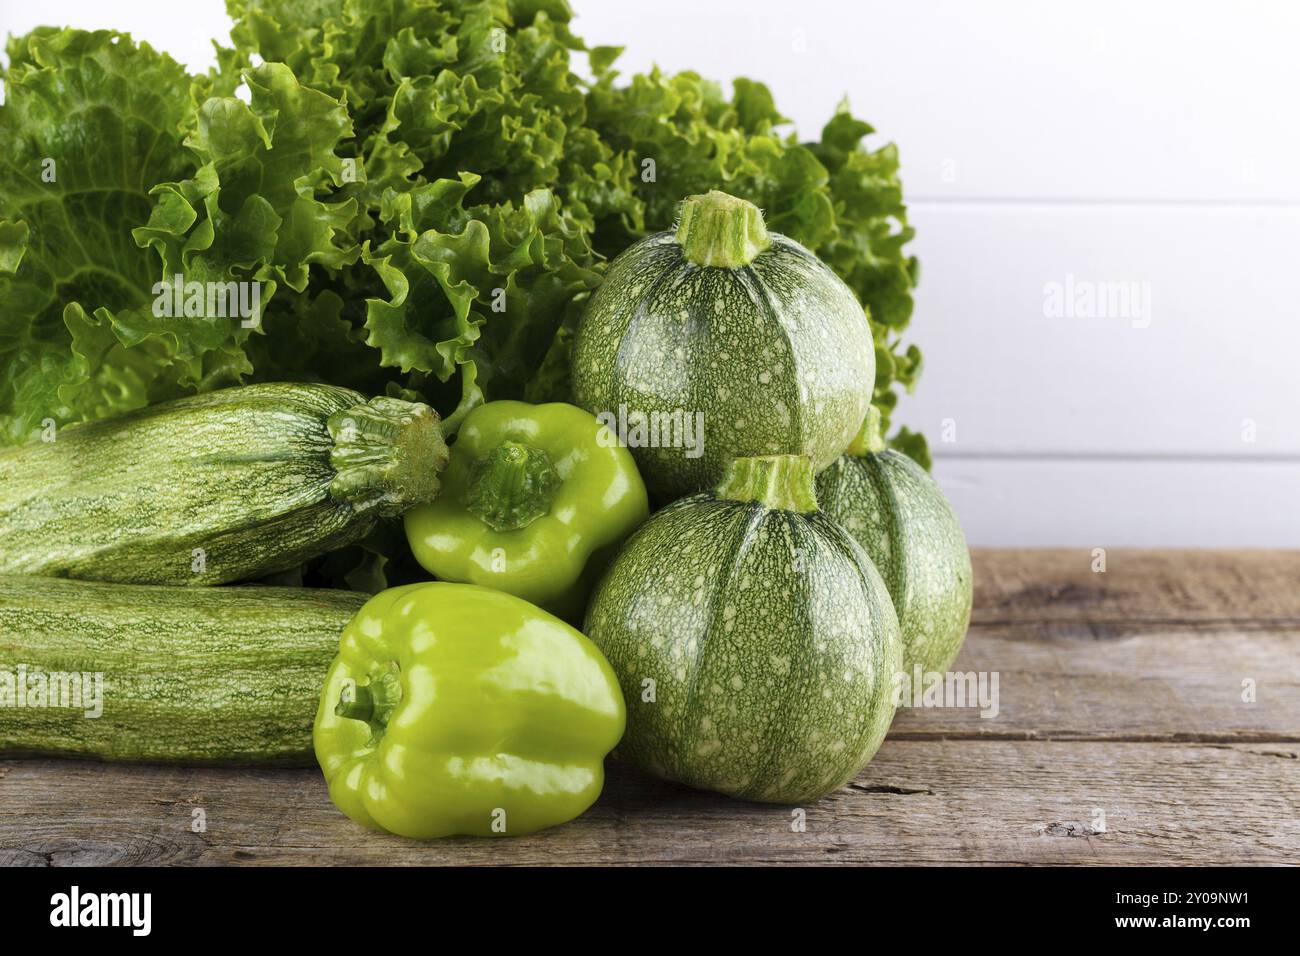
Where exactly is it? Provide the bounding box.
[2,550,1297,866]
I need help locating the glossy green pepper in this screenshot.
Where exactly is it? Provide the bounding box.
[314,582,626,838]
[404,401,649,620]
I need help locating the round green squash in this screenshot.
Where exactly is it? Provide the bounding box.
[572,191,874,500]
[583,455,902,804]
[816,408,973,675]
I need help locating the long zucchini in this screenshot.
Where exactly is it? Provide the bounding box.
[0,575,363,764]
[0,383,448,585]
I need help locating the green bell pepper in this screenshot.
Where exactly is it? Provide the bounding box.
[314,582,626,838]
[403,401,648,619]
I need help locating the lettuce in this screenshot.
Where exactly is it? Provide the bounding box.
[0,1,924,585]
[220,0,613,427]
[0,29,199,443]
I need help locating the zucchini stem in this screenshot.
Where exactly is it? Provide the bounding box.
[715,455,819,513]
[674,190,771,268]
[327,397,450,517]
[466,440,563,532]
[847,406,886,457]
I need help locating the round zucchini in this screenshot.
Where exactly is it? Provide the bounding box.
[816,407,972,674]
[572,191,874,500]
[583,454,901,804]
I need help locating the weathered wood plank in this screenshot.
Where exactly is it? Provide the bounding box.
[882,549,1300,741]
[1,742,1294,866]
[971,549,1300,630]
[889,623,1300,740]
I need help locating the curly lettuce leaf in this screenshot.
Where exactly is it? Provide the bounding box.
[216,0,614,433]
[0,28,198,443]
[137,61,359,298]
[889,426,932,471]
[362,173,599,429]
[99,62,361,405]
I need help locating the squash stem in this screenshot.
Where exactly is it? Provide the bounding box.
[327,397,450,517]
[674,191,771,268]
[466,440,563,532]
[846,406,886,457]
[715,455,819,513]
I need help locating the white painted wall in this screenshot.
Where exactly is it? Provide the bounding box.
[6,0,1298,546]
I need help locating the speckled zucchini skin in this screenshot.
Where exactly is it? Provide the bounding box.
[0,575,366,764]
[572,232,874,499]
[817,449,972,674]
[583,494,902,804]
[0,383,444,586]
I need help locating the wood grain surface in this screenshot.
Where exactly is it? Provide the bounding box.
[2,549,1297,866]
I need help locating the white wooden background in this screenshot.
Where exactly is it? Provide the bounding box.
[5,0,1298,546]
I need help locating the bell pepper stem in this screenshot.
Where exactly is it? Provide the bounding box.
[715,455,819,514]
[336,683,375,722]
[466,440,563,532]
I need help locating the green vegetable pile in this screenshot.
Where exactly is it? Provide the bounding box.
[0,0,924,586]
[0,1,975,840]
